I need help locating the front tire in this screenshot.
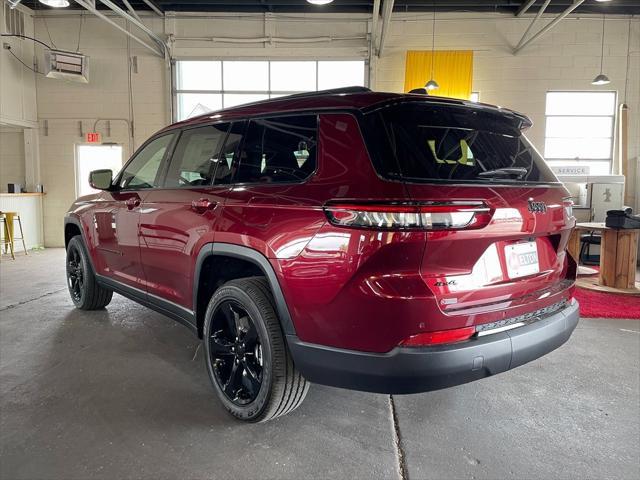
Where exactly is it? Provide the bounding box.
[203,277,309,422]
[66,235,113,310]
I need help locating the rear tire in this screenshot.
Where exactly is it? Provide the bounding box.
[66,235,113,310]
[203,276,309,422]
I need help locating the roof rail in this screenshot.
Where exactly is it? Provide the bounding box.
[281,86,371,100]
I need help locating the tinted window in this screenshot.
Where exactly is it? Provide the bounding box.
[164,124,229,188]
[362,104,558,184]
[235,115,317,184]
[213,121,245,185]
[118,134,174,189]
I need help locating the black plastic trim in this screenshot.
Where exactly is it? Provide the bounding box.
[96,275,197,335]
[287,300,579,394]
[194,242,296,336]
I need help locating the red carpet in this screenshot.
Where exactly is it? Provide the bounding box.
[574,288,640,319]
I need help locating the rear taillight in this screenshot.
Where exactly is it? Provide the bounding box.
[324,202,492,230]
[400,326,476,347]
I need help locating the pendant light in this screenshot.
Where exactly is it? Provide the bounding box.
[38,0,70,6]
[592,14,610,86]
[425,3,439,91]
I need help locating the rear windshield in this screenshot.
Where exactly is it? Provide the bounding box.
[361,103,559,185]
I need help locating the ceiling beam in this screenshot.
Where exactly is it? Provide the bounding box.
[121,0,142,23]
[141,0,163,17]
[515,0,537,16]
[514,0,586,54]
[378,0,394,57]
[73,0,162,56]
[371,0,381,55]
[514,0,550,50]
[97,0,167,56]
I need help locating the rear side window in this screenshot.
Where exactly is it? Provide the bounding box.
[362,104,558,185]
[164,124,229,188]
[235,115,317,184]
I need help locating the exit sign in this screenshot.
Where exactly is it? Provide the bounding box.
[86,132,101,143]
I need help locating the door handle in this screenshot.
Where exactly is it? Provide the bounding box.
[191,198,216,214]
[125,197,141,210]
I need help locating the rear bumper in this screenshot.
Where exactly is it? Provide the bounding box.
[287,299,579,394]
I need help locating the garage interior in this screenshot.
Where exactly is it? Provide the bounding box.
[1,1,639,479]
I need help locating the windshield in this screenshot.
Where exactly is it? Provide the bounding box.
[361,103,558,185]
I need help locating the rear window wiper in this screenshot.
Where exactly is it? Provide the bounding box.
[477,167,527,179]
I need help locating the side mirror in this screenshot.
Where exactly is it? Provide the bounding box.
[89,169,113,190]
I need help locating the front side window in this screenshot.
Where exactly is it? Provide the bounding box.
[118,134,174,189]
[164,124,229,188]
[362,103,558,185]
[213,122,246,185]
[235,115,317,184]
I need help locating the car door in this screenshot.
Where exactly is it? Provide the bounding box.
[92,133,176,291]
[138,122,243,311]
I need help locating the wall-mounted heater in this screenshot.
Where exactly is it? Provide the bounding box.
[44,49,89,83]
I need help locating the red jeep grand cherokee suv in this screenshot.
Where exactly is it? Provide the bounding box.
[64,87,579,422]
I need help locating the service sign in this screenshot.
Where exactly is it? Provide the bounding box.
[86,132,101,143]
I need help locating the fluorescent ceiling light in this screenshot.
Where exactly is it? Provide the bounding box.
[39,0,70,7]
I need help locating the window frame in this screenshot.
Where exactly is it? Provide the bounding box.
[543,90,616,173]
[228,113,320,187]
[172,58,368,122]
[114,132,178,191]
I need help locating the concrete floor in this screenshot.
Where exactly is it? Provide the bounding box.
[1,249,639,480]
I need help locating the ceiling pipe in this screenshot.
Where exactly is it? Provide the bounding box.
[73,0,163,56]
[378,0,395,57]
[514,0,551,51]
[513,0,586,54]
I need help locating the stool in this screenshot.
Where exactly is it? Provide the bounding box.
[579,231,601,266]
[0,211,28,260]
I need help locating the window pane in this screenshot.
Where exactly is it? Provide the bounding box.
[119,134,174,189]
[545,91,615,116]
[176,61,222,91]
[545,116,613,139]
[76,145,123,197]
[544,138,612,159]
[270,61,316,92]
[223,61,268,91]
[223,93,269,108]
[164,124,229,188]
[469,92,480,103]
[236,115,317,184]
[214,122,245,185]
[177,93,222,121]
[317,61,365,90]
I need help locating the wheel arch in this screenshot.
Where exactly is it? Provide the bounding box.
[194,243,296,339]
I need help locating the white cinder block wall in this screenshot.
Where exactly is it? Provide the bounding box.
[31,11,639,247]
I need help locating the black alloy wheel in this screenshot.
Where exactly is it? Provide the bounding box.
[67,243,85,302]
[203,277,309,422]
[209,300,264,405]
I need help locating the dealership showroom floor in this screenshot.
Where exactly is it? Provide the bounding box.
[1,1,640,479]
[0,249,638,479]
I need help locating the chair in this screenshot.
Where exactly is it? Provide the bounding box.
[0,211,28,260]
[579,231,601,266]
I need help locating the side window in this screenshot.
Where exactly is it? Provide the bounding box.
[118,134,174,189]
[164,124,229,188]
[213,121,245,185]
[235,115,317,184]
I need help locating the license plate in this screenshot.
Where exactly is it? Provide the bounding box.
[505,241,539,279]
